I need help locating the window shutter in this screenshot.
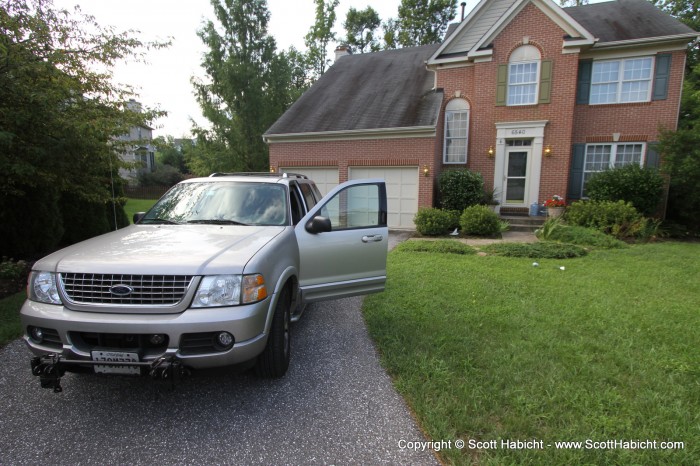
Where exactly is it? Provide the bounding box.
[652,54,672,101]
[496,64,507,106]
[567,144,586,200]
[576,59,592,105]
[645,142,661,169]
[538,60,552,104]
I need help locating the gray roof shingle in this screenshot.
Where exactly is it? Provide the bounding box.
[565,0,696,43]
[265,44,442,136]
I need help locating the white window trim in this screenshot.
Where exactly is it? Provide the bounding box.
[507,60,541,106]
[590,56,654,105]
[581,142,647,196]
[443,108,469,164]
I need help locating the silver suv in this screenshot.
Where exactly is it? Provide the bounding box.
[22,173,388,389]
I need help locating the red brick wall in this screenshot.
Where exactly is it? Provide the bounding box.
[572,49,685,143]
[268,137,436,207]
[436,2,578,203]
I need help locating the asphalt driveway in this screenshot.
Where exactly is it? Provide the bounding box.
[0,231,437,465]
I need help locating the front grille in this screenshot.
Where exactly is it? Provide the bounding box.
[69,332,169,352]
[60,274,194,306]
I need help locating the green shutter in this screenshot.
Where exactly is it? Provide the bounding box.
[645,142,661,169]
[538,59,552,104]
[576,59,592,105]
[496,64,508,106]
[567,144,586,200]
[652,54,672,101]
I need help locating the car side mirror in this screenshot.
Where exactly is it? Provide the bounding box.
[305,216,332,234]
[133,212,146,224]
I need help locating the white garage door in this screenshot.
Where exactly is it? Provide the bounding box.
[280,167,339,197]
[349,167,419,229]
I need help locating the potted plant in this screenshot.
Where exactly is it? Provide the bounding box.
[544,195,566,218]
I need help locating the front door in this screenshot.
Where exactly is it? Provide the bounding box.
[295,179,388,303]
[503,140,532,206]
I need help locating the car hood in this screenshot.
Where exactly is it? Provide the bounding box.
[34,225,286,276]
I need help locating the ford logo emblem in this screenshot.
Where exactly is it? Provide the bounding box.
[110,284,134,297]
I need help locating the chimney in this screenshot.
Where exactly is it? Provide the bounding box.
[461,2,467,21]
[334,45,353,62]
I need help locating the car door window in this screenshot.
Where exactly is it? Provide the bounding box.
[289,184,305,225]
[320,184,382,230]
[299,183,317,210]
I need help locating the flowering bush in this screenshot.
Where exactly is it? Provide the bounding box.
[544,195,566,208]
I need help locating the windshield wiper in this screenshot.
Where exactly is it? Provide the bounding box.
[187,219,249,226]
[142,218,181,225]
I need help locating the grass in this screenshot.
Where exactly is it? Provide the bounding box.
[124,198,158,223]
[0,290,25,347]
[363,242,700,465]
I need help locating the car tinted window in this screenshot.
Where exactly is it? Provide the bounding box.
[289,184,305,225]
[299,183,317,210]
[142,182,288,226]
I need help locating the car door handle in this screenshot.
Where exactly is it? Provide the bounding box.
[362,235,383,243]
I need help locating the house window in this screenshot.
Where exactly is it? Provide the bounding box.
[582,143,645,196]
[508,45,540,106]
[443,98,469,164]
[590,57,653,104]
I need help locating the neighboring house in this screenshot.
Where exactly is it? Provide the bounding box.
[118,99,156,182]
[265,0,698,228]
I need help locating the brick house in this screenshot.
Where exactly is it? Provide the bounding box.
[264,0,698,228]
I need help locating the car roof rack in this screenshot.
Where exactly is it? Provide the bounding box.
[209,172,309,180]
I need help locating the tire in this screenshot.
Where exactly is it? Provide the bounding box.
[255,286,291,378]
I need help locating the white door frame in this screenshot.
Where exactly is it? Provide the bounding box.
[494,121,548,211]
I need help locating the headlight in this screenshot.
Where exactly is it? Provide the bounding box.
[192,274,268,308]
[29,271,62,305]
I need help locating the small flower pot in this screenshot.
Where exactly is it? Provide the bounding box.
[547,206,565,218]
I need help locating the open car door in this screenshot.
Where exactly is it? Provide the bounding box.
[295,179,388,303]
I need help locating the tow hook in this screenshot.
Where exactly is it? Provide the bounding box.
[30,354,190,392]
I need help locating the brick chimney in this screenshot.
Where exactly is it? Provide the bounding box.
[334,45,353,62]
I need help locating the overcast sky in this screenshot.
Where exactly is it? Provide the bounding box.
[50,0,481,137]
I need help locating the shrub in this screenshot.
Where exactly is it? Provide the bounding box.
[585,165,664,216]
[460,205,502,236]
[396,240,476,255]
[482,242,588,259]
[537,222,627,249]
[438,169,484,212]
[138,164,184,187]
[414,208,454,236]
[564,200,643,238]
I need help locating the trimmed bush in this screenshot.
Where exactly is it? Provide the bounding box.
[396,240,476,255]
[414,208,454,236]
[459,205,501,236]
[585,165,664,216]
[438,169,484,212]
[482,242,587,259]
[564,200,644,238]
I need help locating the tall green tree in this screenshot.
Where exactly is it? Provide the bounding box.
[342,6,381,54]
[0,0,164,257]
[396,0,457,47]
[305,0,339,77]
[559,0,589,6]
[192,0,287,174]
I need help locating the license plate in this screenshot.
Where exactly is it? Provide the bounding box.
[91,351,140,375]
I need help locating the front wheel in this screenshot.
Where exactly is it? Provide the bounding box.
[255,286,291,378]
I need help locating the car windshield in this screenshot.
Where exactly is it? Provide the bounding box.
[141,182,288,226]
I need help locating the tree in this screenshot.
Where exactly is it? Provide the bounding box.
[191,0,287,174]
[396,0,457,47]
[153,136,188,173]
[559,0,589,6]
[382,18,400,50]
[0,0,165,257]
[342,6,381,54]
[304,0,339,78]
[652,0,699,67]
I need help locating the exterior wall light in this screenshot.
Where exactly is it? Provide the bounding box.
[423,165,430,177]
[487,146,495,157]
[544,145,552,157]
[269,166,276,173]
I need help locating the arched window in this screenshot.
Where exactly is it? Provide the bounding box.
[508,45,541,106]
[443,98,470,164]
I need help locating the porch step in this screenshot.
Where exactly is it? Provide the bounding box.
[501,215,546,233]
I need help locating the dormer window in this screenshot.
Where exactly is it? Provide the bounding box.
[508,45,541,106]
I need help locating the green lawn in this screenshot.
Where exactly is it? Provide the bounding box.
[363,241,700,465]
[124,198,158,223]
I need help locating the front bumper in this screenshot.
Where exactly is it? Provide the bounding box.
[20,297,273,370]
